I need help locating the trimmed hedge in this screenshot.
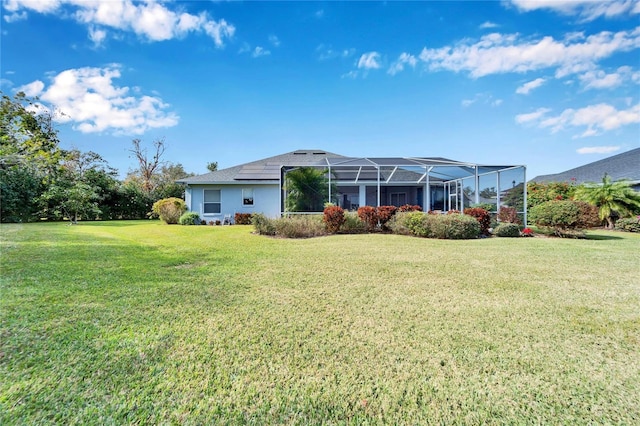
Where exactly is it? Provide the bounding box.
[252,214,327,238]
[389,211,480,239]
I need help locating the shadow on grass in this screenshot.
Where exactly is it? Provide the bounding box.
[585,233,624,241]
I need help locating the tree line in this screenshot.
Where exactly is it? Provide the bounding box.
[1,92,195,223]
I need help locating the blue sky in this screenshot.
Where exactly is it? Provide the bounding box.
[2,0,639,180]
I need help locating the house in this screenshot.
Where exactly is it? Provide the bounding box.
[177,149,526,221]
[531,147,640,191]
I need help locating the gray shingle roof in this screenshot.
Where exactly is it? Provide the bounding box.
[531,148,640,185]
[177,149,346,184]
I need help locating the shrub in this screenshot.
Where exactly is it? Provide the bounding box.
[528,200,594,237]
[340,212,367,234]
[397,204,422,213]
[392,211,437,238]
[208,220,215,226]
[275,215,327,238]
[574,200,601,229]
[498,206,519,224]
[376,205,397,231]
[494,223,521,237]
[252,213,276,236]
[529,200,579,230]
[235,213,253,225]
[527,181,576,210]
[614,217,640,233]
[430,213,480,239]
[357,206,378,231]
[464,207,491,235]
[389,211,419,236]
[152,197,187,224]
[323,205,346,234]
[179,212,201,225]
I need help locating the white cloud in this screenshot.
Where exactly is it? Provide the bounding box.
[88,26,107,47]
[357,52,381,70]
[3,10,27,22]
[462,93,503,108]
[316,44,355,61]
[576,146,621,154]
[515,107,552,124]
[418,27,640,79]
[388,52,417,75]
[252,46,271,58]
[16,65,179,135]
[479,21,499,29]
[516,77,546,94]
[579,66,640,90]
[517,103,640,137]
[510,0,640,22]
[3,0,235,47]
[268,35,280,47]
[17,80,45,97]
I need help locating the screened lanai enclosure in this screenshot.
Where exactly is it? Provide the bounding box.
[280,156,527,223]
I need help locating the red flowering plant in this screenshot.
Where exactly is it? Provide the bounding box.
[521,227,534,237]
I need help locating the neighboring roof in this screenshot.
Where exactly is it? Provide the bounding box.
[178,149,525,185]
[531,147,640,185]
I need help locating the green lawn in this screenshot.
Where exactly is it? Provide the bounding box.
[1,221,639,424]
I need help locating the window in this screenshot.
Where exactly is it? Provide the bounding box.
[242,188,254,206]
[203,189,221,214]
[390,192,407,207]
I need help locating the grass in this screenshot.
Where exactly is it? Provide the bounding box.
[1,221,639,424]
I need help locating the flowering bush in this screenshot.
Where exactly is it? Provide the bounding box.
[521,227,534,237]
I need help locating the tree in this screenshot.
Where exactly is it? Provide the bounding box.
[206,161,218,172]
[573,174,640,229]
[1,92,63,222]
[1,92,62,175]
[129,138,166,193]
[153,163,194,199]
[285,167,334,212]
[39,150,107,223]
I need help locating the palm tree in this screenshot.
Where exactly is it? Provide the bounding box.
[284,167,334,212]
[573,174,640,229]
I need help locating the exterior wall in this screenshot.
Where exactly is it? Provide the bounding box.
[185,184,281,221]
